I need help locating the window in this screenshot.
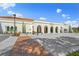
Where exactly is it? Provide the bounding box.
[11,26,13,31]
[6,26,17,33]
[7,26,10,31]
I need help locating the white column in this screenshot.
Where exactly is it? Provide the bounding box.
[58,26,61,33]
[62,27,65,33]
[33,25,37,33]
[53,26,56,33]
[41,25,44,34]
[48,26,51,33]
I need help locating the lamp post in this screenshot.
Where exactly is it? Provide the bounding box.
[13,14,16,35]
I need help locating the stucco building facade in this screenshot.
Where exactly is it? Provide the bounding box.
[0,16,71,34]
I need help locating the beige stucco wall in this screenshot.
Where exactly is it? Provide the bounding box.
[22,22,69,34]
[0,18,33,33]
[32,20,69,33]
[0,18,70,34]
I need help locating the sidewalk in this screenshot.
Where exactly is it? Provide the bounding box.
[0,36,17,55]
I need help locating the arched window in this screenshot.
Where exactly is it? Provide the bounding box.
[55,27,58,33]
[37,25,41,33]
[10,26,14,33]
[7,26,10,31]
[11,26,13,31]
[50,26,53,33]
[44,26,48,33]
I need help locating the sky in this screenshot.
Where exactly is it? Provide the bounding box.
[0,3,79,27]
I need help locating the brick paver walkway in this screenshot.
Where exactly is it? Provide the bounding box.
[10,36,50,56]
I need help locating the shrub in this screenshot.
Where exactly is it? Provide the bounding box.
[66,50,79,56]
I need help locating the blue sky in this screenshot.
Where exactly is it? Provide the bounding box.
[0,3,79,25]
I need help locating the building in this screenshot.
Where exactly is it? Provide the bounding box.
[0,16,71,34]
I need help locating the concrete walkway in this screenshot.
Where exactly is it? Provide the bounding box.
[32,33,79,56]
[0,36,17,55]
[0,34,9,42]
[32,33,79,39]
[0,33,79,56]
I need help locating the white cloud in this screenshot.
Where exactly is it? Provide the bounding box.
[56,9,62,13]
[8,10,15,15]
[8,10,23,17]
[0,3,23,17]
[56,8,71,20]
[62,14,67,18]
[65,20,79,27]
[0,3,15,10]
[15,13,23,17]
[39,17,46,20]
[67,16,71,19]
[61,14,71,19]
[65,20,77,24]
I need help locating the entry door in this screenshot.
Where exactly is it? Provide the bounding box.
[22,22,26,33]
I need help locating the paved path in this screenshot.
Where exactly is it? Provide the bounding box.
[1,33,79,56]
[0,36,17,55]
[0,34,9,42]
[7,36,50,56]
[32,33,79,39]
[32,33,79,56]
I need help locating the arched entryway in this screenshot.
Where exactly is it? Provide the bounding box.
[22,22,26,33]
[55,27,58,33]
[11,26,14,33]
[64,29,67,33]
[60,27,63,33]
[44,26,48,33]
[50,26,53,33]
[37,25,41,33]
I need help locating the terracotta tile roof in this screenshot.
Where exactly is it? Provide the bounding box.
[0,16,33,21]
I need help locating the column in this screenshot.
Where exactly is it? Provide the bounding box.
[48,26,51,33]
[53,26,56,33]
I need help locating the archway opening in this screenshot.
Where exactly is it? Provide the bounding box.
[50,26,53,33]
[44,26,48,33]
[11,26,14,33]
[37,25,41,33]
[55,27,58,33]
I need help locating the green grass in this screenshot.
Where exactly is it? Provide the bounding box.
[66,51,79,56]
